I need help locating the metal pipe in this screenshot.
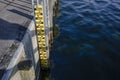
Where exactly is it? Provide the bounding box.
[36,0,39,5]
[32,0,35,11]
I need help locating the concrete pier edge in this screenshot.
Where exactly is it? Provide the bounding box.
[1,0,58,79]
[1,20,37,80]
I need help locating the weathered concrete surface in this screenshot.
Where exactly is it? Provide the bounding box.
[0,0,57,79]
[0,0,33,79]
[1,20,40,80]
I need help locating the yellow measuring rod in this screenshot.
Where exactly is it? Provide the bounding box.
[34,5,48,69]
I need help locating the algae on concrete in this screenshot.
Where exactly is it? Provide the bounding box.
[53,24,60,38]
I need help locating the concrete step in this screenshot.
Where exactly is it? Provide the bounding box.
[0,0,34,79]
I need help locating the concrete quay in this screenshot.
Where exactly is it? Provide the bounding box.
[0,0,58,79]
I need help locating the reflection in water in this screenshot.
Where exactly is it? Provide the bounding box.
[51,0,120,80]
[40,70,50,80]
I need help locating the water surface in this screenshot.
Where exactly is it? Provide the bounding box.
[51,0,120,80]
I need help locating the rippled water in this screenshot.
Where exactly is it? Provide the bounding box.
[51,0,120,80]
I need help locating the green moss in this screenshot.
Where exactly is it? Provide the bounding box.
[40,69,50,80]
[9,44,17,52]
[53,24,60,38]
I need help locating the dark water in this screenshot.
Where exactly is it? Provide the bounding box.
[51,0,120,80]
